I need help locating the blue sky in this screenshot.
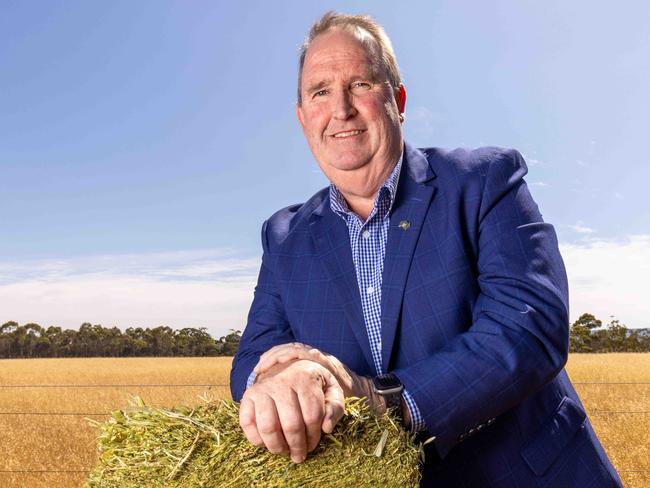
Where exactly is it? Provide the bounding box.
[1,1,649,336]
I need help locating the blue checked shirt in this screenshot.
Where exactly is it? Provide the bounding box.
[247,155,425,432]
[328,156,425,433]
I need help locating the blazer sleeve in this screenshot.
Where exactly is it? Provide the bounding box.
[392,149,570,458]
[229,219,296,402]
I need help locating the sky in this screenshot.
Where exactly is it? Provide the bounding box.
[1,1,649,337]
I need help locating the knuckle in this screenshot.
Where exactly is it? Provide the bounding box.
[239,416,254,429]
[258,425,278,437]
[303,410,323,426]
[282,420,304,435]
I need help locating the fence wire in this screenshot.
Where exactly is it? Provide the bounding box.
[0,381,648,476]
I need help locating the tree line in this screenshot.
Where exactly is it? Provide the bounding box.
[2,313,648,358]
[0,321,241,358]
[569,313,650,352]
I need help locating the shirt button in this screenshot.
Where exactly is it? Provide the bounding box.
[362,230,371,239]
[366,286,374,295]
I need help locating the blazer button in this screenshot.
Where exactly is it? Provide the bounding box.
[458,433,467,442]
[487,418,496,426]
[468,428,476,436]
[476,423,485,432]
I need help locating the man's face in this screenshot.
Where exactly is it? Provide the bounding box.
[296,29,405,190]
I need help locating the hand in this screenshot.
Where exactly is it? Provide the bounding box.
[239,359,345,464]
[253,343,379,411]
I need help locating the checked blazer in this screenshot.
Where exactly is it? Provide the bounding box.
[230,142,622,487]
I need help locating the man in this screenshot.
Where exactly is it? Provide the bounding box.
[230,12,622,487]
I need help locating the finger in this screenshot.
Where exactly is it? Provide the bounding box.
[276,389,309,463]
[295,385,326,453]
[255,343,303,373]
[255,351,303,374]
[255,393,290,456]
[321,371,345,434]
[239,396,263,447]
[255,343,317,374]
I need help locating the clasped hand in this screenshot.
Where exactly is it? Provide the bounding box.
[239,343,380,464]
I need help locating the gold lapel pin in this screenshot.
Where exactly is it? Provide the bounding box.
[399,220,411,230]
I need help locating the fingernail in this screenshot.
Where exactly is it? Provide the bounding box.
[292,454,305,464]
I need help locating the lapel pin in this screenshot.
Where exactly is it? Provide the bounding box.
[399,220,411,230]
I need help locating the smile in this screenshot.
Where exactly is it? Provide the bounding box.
[332,129,366,138]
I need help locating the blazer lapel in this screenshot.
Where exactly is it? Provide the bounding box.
[309,199,375,371]
[381,144,437,370]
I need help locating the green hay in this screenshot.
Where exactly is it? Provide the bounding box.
[86,396,423,487]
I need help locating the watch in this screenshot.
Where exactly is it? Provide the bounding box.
[371,373,404,424]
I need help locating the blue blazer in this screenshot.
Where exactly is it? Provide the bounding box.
[231,143,622,487]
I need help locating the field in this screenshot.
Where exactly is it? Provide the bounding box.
[0,354,648,488]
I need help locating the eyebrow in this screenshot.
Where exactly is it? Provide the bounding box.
[303,71,381,96]
[304,79,330,95]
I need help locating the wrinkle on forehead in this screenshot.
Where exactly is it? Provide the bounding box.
[302,29,384,86]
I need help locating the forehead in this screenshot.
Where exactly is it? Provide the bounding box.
[302,29,380,81]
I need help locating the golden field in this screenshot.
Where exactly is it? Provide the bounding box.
[0,354,648,488]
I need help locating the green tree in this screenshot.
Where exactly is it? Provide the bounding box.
[569,313,602,352]
[218,329,241,356]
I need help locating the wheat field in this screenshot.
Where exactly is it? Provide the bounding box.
[0,354,647,487]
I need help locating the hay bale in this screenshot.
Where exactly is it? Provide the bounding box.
[86,396,422,487]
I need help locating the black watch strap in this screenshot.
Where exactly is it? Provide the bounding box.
[372,374,404,424]
[383,390,403,423]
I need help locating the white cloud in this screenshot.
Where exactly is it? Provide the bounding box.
[0,249,260,338]
[4,236,648,341]
[530,181,548,187]
[521,153,542,166]
[566,222,596,234]
[560,235,650,328]
[576,159,589,167]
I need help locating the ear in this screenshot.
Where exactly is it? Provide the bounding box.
[395,84,406,122]
[296,103,306,130]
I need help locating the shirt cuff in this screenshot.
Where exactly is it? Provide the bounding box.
[402,388,426,432]
[246,370,257,389]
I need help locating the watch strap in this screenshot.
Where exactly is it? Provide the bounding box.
[372,374,404,424]
[383,390,403,424]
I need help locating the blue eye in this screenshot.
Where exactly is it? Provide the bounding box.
[313,89,328,98]
[351,81,372,93]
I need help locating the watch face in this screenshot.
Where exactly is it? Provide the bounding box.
[373,374,402,391]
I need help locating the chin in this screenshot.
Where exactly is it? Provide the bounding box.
[324,152,371,171]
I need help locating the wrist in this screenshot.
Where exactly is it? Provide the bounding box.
[401,396,412,429]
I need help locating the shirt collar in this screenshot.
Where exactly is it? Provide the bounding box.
[329,152,403,220]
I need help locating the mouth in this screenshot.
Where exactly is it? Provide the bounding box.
[330,129,366,139]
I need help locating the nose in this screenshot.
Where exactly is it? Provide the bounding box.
[332,89,357,120]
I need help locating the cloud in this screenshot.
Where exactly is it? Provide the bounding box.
[4,236,648,341]
[560,235,650,328]
[530,181,548,187]
[576,159,589,167]
[0,249,260,337]
[566,222,596,234]
[521,153,542,166]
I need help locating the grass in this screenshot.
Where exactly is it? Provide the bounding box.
[0,357,233,488]
[0,354,648,487]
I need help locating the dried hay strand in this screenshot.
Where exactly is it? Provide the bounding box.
[86,397,423,487]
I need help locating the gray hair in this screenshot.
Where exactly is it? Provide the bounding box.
[297,12,402,104]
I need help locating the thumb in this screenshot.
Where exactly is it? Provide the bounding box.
[321,371,345,434]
